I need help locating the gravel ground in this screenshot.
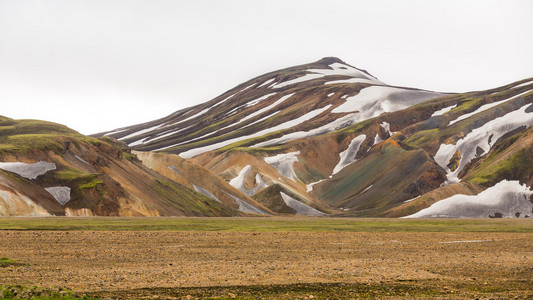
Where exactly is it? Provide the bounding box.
[0,231,532,298]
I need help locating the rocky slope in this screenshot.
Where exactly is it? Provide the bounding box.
[102,57,533,218]
[0,117,266,216]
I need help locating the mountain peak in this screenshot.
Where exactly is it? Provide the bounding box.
[317,57,345,65]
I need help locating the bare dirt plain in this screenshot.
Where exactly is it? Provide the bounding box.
[1,228,533,299]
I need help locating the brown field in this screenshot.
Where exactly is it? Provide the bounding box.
[0,227,532,299]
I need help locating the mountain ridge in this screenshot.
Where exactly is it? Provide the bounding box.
[2,57,532,217]
[97,57,532,218]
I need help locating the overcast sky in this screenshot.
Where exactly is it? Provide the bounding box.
[1,0,532,134]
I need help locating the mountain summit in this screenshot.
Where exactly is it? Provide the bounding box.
[102,57,441,158]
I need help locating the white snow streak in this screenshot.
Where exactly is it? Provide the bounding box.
[258,78,276,88]
[74,155,89,166]
[271,73,324,88]
[252,110,356,148]
[332,135,366,174]
[177,105,331,158]
[404,196,420,203]
[238,93,294,124]
[193,184,221,202]
[324,78,381,85]
[306,179,326,192]
[431,104,457,117]
[271,63,382,89]
[118,124,161,141]
[512,80,533,89]
[245,93,278,107]
[359,185,373,195]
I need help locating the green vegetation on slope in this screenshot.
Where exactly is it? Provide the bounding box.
[465,129,533,187]
[0,117,106,154]
[151,179,239,217]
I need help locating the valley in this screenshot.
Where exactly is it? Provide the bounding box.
[0,217,532,299]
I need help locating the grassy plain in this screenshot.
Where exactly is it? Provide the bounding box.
[1,216,532,232]
[0,217,532,299]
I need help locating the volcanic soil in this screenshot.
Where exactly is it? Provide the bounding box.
[0,230,532,299]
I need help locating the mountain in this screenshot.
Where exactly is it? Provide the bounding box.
[0,117,269,216]
[101,57,533,218]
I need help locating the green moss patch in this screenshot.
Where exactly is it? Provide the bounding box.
[0,257,27,268]
[0,285,94,299]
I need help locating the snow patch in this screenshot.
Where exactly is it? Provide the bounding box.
[324,78,381,85]
[372,134,384,146]
[264,152,300,181]
[222,191,270,215]
[332,86,441,117]
[306,179,326,192]
[168,165,181,175]
[193,184,221,202]
[229,165,252,194]
[332,135,366,174]
[228,166,266,196]
[280,192,326,216]
[431,104,457,117]
[435,103,533,183]
[245,93,278,108]
[327,92,335,97]
[405,180,533,218]
[258,78,276,88]
[380,122,395,137]
[45,186,71,206]
[0,161,56,179]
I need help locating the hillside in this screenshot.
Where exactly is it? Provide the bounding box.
[0,117,268,216]
[102,57,533,218]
